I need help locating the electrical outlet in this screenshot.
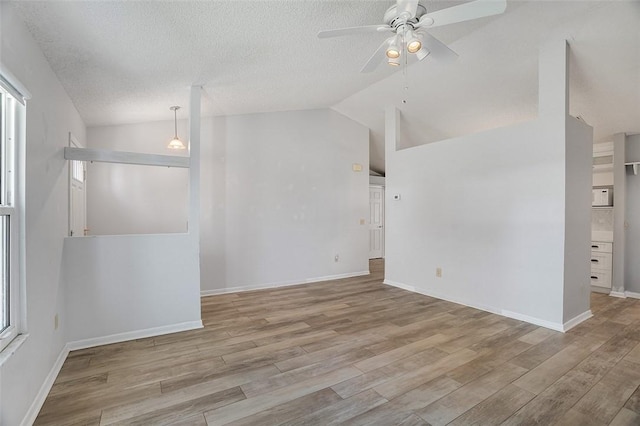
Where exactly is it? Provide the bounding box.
[334,254,339,262]
[54,314,59,330]
[360,218,365,225]
[436,267,442,278]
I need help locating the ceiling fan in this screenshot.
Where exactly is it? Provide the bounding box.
[318,0,507,72]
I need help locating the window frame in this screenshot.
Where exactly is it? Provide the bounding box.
[0,86,21,353]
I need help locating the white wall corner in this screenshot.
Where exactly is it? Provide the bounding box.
[20,345,70,426]
[562,310,593,332]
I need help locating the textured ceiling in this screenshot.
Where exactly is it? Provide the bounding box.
[10,1,640,174]
[11,0,402,125]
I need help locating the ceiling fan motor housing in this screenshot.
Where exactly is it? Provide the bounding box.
[384,3,427,29]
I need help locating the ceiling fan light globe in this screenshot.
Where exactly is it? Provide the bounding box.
[407,40,422,53]
[386,48,401,59]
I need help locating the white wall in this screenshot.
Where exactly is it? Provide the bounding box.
[63,234,202,342]
[383,40,592,330]
[0,4,86,425]
[626,134,640,293]
[87,120,190,235]
[216,109,370,291]
[64,91,203,345]
[385,119,567,326]
[86,109,369,294]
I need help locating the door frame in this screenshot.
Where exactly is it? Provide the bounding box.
[369,184,385,259]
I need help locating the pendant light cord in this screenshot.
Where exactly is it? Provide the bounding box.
[174,107,178,138]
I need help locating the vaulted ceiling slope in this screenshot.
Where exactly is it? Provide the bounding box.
[10,1,640,174]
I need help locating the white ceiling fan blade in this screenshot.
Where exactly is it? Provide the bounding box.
[317,25,392,39]
[417,0,507,28]
[418,31,458,63]
[361,38,393,73]
[396,0,420,19]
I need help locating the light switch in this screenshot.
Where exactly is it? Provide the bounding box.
[360,219,365,225]
[352,163,363,172]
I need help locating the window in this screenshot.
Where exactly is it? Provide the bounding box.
[0,86,20,352]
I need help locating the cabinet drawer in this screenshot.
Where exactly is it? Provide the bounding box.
[590,271,611,289]
[590,252,612,271]
[591,242,612,253]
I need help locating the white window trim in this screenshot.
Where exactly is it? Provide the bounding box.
[0,72,26,355]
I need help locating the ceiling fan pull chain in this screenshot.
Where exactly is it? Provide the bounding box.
[402,25,409,104]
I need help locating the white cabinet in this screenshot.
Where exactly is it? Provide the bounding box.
[590,241,612,292]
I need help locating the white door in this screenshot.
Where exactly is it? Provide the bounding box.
[69,133,87,237]
[369,185,384,259]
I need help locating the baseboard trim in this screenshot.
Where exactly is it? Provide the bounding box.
[562,310,593,332]
[384,279,572,332]
[201,271,370,297]
[609,291,626,298]
[501,310,565,332]
[20,344,70,426]
[66,320,204,351]
[625,291,640,299]
[382,279,415,292]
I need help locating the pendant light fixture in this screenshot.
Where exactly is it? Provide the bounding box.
[167,106,186,150]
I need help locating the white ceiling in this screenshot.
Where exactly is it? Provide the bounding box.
[11,1,640,173]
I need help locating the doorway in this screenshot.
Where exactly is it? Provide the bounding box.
[369,185,384,259]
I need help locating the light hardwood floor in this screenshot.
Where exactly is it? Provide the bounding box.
[36,260,640,425]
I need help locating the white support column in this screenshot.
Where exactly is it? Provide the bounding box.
[612,132,626,294]
[384,106,399,161]
[538,39,569,123]
[189,85,202,238]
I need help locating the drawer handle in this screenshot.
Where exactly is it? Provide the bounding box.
[592,245,599,248]
[591,259,599,263]
[591,276,598,280]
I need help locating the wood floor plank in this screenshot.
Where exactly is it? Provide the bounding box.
[280,389,388,425]
[331,347,449,399]
[624,385,640,414]
[610,408,640,426]
[624,341,640,364]
[108,386,245,425]
[241,347,374,398]
[202,366,362,425]
[34,260,640,426]
[344,376,461,425]
[354,333,450,372]
[571,360,640,424]
[416,362,528,425]
[373,348,478,400]
[99,365,278,424]
[225,388,343,426]
[447,383,535,426]
[512,343,598,394]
